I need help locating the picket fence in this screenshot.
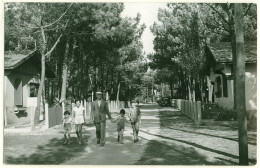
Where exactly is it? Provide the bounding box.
[45,100,128,128]
[180,100,202,125]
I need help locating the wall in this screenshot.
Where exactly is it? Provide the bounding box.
[5,57,40,107]
[5,73,39,107]
[245,63,257,110]
[5,106,34,126]
[5,76,14,107]
[213,63,256,111]
[214,74,234,109]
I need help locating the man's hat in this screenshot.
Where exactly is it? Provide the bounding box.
[96,91,102,94]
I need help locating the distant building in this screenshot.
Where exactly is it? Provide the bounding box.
[204,41,257,111]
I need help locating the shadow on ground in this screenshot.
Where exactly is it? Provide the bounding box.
[135,140,231,165]
[158,110,256,145]
[135,105,256,165]
[4,135,89,164]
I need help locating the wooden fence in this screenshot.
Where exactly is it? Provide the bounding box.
[181,100,202,125]
[45,105,63,128]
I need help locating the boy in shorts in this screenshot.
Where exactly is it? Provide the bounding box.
[128,102,141,142]
[63,110,72,144]
[112,109,128,144]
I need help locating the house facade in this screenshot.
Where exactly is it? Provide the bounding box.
[205,42,257,111]
[4,50,55,126]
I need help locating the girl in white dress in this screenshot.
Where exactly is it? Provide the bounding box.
[72,99,85,144]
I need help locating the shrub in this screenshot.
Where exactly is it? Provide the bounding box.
[201,103,237,121]
[216,108,237,121]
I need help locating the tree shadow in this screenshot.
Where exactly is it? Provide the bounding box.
[158,110,257,143]
[165,127,256,146]
[135,140,227,165]
[137,106,256,165]
[140,129,258,164]
[4,135,90,165]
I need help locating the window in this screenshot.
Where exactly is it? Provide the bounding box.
[222,74,228,97]
[29,83,39,97]
[215,76,222,98]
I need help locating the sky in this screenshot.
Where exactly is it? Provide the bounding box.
[121,2,167,55]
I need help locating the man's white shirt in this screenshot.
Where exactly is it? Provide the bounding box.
[98,100,101,107]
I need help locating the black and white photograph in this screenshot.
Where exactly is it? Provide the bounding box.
[2,0,257,166]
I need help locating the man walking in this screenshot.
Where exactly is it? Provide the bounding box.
[90,91,113,146]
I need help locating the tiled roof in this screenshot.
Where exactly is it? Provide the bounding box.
[207,41,257,63]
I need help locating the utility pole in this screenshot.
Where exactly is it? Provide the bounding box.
[234,3,248,165]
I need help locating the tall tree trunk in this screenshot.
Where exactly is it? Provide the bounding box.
[110,68,114,97]
[36,25,47,126]
[234,3,248,165]
[229,5,237,111]
[129,85,131,102]
[106,66,109,92]
[188,76,192,101]
[117,83,120,102]
[170,83,173,98]
[60,39,70,109]
[101,59,104,93]
[192,78,196,102]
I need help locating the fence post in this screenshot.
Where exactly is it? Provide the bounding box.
[191,101,194,120]
[181,100,184,114]
[45,103,49,128]
[184,100,186,114]
[190,102,193,120]
[196,101,201,125]
[187,100,189,116]
[84,99,87,119]
[194,102,197,122]
[88,102,92,119]
[188,101,190,117]
[193,102,197,122]
[191,102,194,121]
[186,100,189,116]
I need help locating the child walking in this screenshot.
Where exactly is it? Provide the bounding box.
[112,109,128,144]
[128,102,141,142]
[72,99,86,145]
[63,110,72,144]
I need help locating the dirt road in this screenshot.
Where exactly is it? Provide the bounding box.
[3,104,257,165]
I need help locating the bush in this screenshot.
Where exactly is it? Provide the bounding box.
[202,103,237,121]
[216,107,237,121]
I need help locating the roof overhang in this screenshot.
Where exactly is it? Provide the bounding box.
[4,50,55,78]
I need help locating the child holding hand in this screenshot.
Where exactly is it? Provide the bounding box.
[112,109,129,144]
[62,110,72,144]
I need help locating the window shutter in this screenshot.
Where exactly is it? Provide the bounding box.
[222,74,228,97]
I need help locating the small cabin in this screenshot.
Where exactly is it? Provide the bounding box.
[4,50,55,126]
[204,41,257,111]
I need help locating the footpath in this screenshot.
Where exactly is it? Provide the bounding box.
[3,104,257,165]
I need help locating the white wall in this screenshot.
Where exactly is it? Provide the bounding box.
[214,74,234,108]
[245,64,257,110]
[213,63,257,111]
[5,73,39,107]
